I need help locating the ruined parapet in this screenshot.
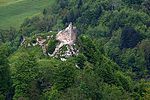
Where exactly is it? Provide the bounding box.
[20,35,50,55]
[36,36,47,46]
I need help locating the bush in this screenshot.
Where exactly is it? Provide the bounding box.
[47,40,57,54]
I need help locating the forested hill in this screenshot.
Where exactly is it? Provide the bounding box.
[0,0,150,100]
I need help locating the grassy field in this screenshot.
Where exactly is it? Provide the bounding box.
[0,0,23,5]
[0,0,54,29]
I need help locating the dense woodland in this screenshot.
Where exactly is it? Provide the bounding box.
[0,0,150,100]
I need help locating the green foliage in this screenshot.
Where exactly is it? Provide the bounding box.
[0,94,5,100]
[95,56,119,84]
[102,84,130,100]
[120,49,147,77]
[54,62,76,91]
[47,40,57,54]
[57,0,69,9]
[122,0,144,5]
[115,71,132,91]
[75,53,87,69]
[0,27,17,43]
[78,35,102,64]
[78,66,103,100]
[139,39,150,69]
[143,0,150,14]
[42,86,60,100]
[13,52,39,99]
[132,80,147,99]
[37,58,61,89]
[0,44,11,99]
[120,27,140,49]
[99,7,150,37]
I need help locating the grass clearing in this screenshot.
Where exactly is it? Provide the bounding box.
[0,0,24,6]
[0,0,54,29]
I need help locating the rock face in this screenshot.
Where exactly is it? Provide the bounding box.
[36,36,49,55]
[56,23,77,45]
[50,23,78,57]
[36,37,47,46]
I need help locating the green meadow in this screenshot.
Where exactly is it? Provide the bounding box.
[0,0,54,29]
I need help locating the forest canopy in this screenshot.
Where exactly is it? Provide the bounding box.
[0,0,150,100]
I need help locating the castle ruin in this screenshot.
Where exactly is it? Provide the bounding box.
[50,23,78,57]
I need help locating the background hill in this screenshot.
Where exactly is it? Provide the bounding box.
[0,0,54,29]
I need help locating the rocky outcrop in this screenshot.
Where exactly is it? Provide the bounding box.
[50,23,78,57]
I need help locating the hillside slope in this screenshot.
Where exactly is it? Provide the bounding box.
[0,0,150,100]
[0,0,54,29]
